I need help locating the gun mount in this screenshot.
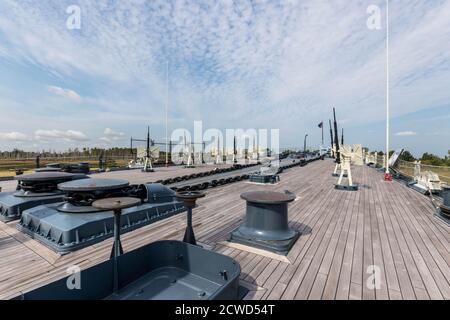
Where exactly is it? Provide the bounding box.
[17,178,185,253]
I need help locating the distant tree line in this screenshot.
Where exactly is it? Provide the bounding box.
[399,150,450,167]
[0,147,135,159]
[365,149,450,167]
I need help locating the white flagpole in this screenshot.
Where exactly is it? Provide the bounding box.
[165,61,169,166]
[385,0,391,179]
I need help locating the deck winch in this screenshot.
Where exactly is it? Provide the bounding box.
[249,162,281,184]
[229,190,299,255]
[17,178,185,253]
[0,172,87,222]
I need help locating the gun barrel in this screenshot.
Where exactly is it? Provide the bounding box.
[329,119,334,149]
[333,108,340,164]
[146,126,150,158]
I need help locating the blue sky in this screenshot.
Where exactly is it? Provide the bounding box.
[0,0,449,157]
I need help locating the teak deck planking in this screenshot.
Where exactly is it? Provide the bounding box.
[0,159,449,300]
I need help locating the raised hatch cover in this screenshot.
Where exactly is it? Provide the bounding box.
[58,178,129,192]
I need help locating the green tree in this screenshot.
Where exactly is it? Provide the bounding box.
[420,153,444,166]
[399,150,415,162]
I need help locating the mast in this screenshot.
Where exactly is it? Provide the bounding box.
[233,135,237,164]
[329,119,334,155]
[333,108,340,164]
[165,61,169,166]
[146,126,150,159]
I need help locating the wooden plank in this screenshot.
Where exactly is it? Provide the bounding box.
[217,241,291,263]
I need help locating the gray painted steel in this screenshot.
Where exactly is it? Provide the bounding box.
[13,240,241,300]
[438,185,450,220]
[442,185,450,207]
[58,178,129,191]
[0,172,88,222]
[34,167,62,172]
[249,163,281,184]
[230,191,299,255]
[17,183,185,253]
[15,172,78,182]
[0,193,66,222]
[37,162,90,174]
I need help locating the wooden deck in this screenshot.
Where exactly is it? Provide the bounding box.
[0,159,449,300]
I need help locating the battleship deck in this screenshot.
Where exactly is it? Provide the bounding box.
[0,159,449,300]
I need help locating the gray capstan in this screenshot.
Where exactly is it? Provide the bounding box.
[17,179,185,254]
[229,190,299,255]
[0,172,88,222]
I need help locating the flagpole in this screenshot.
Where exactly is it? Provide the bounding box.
[165,61,169,166]
[321,123,324,146]
[384,0,392,181]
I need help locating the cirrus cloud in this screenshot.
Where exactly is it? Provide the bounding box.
[395,131,417,136]
[47,85,82,102]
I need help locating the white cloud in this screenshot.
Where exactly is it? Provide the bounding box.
[104,128,124,138]
[47,86,82,102]
[100,128,125,143]
[395,131,417,136]
[0,131,30,141]
[34,129,89,142]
